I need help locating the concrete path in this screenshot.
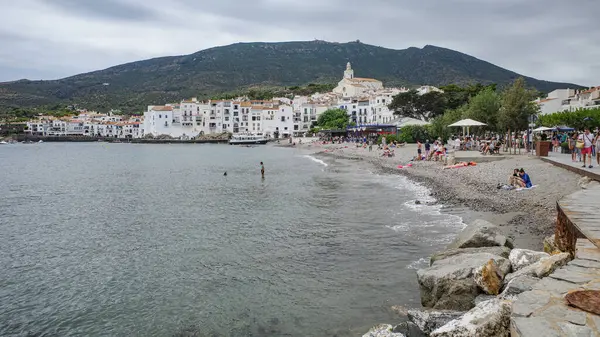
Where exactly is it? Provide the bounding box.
[541,152,600,181]
[510,240,600,336]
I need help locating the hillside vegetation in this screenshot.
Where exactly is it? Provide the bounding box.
[0,40,582,115]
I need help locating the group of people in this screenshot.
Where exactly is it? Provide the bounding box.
[565,128,600,168]
[506,168,533,189]
[416,139,447,161]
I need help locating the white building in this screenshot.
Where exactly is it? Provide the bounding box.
[535,87,600,115]
[138,62,444,137]
[144,105,175,137]
[333,62,384,98]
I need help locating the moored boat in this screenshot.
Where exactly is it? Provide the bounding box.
[229,133,268,145]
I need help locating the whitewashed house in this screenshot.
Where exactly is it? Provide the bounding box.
[144,105,174,137]
[535,87,600,115]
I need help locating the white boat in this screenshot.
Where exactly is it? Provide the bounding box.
[0,141,7,145]
[229,133,268,145]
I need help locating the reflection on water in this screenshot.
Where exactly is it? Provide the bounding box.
[0,143,463,337]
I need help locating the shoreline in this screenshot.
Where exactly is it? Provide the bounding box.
[302,142,582,251]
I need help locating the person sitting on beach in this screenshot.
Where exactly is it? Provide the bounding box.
[508,168,522,187]
[509,168,532,188]
[519,168,533,188]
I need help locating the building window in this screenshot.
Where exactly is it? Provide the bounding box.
[281,116,285,122]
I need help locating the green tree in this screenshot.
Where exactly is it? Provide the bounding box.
[463,87,501,132]
[429,106,468,141]
[316,108,350,129]
[389,90,447,121]
[538,107,600,131]
[397,125,432,143]
[439,83,497,110]
[498,77,539,153]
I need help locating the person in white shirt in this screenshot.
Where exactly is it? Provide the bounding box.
[578,128,594,168]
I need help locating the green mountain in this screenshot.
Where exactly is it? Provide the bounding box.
[0,40,582,114]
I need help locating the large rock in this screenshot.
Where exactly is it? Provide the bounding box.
[392,321,427,337]
[446,219,513,250]
[474,294,497,306]
[542,235,559,254]
[362,324,405,337]
[499,275,539,299]
[504,253,571,283]
[430,246,511,266]
[431,299,511,337]
[417,253,510,310]
[407,309,465,335]
[509,249,549,271]
[473,259,506,295]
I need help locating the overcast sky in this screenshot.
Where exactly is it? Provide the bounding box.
[1,0,598,86]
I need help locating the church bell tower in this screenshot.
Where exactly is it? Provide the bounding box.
[344,62,354,79]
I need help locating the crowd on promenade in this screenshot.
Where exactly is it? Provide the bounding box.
[551,128,600,168]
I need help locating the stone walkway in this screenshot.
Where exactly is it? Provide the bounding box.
[510,240,600,336]
[541,152,600,181]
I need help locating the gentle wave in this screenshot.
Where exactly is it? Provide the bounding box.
[406,257,429,270]
[303,155,328,167]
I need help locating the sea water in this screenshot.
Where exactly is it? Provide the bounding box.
[0,143,464,336]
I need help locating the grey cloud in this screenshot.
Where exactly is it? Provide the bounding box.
[0,0,599,85]
[41,0,159,21]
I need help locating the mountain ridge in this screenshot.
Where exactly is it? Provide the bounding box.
[0,40,583,114]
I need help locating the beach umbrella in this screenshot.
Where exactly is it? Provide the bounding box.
[448,118,487,136]
[532,126,553,132]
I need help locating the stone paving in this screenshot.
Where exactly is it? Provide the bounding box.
[541,152,600,181]
[510,240,600,336]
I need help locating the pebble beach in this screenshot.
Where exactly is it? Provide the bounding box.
[294,141,583,251]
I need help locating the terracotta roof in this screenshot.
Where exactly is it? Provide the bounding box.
[538,98,556,103]
[151,106,173,111]
[240,102,252,107]
[580,86,600,94]
[351,84,365,87]
[351,77,381,83]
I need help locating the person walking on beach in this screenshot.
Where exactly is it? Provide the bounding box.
[569,133,577,162]
[424,140,431,158]
[579,128,594,168]
[260,161,265,178]
[416,140,422,160]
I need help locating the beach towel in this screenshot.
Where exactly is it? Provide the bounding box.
[516,185,537,191]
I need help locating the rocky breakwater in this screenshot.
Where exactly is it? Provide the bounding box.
[362,219,573,337]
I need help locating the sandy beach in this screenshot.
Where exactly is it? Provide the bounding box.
[293,141,583,250]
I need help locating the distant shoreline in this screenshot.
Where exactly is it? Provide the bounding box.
[11,135,229,144]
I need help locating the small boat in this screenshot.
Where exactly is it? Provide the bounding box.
[38,140,44,143]
[229,133,268,145]
[0,141,7,145]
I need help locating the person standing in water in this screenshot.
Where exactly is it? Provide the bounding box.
[260,161,265,178]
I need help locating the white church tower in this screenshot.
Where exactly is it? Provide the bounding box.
[344,62,354,79]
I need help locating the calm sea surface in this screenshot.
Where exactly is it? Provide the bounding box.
[0,143,464,337]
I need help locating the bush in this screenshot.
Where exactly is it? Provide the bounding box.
[376,134,400,144]
[397,125,432,143]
